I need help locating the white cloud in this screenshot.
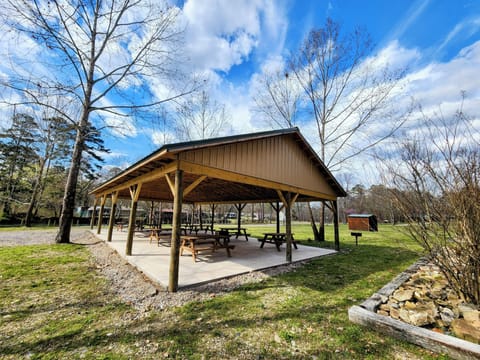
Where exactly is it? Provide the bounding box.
[405,40,480,110]
[436,16,480,56]
[151,129,177,146]
[369,40,421,71]
[385,0,431,44]
[104,114,137,138]
[180,0,287,73]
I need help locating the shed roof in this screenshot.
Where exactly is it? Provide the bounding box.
[91,127,346,203]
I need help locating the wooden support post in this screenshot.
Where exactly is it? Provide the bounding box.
[277,191,298,263]
[285,192,292,263]
[169,169,184,292]
[235,203,246,234]
[126,183,142,256]
[333,200,340,251]
[107,191,118,242]
[210,204,216,233]
[198,204,203,229]
[97,194,107,234]
[270,201,284,233]
[90,198,98,229]
[275,202,281,233]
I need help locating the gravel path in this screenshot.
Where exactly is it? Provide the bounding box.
[1,228,304,315]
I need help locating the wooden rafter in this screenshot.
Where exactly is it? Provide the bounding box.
[165,173,175,196]
[129,183,143,202]
[180,161,337,201]
[96,162,177,198]
[183,175,207,197]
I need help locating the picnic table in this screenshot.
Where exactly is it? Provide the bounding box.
[180,233,234,262]
[181,224,214,235]
[149,228,172,246]
[115,222,126,231]
[260,232,298,251]
[181,224,200,235]
[218,227,250,241]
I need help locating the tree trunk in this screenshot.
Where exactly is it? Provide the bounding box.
[25,158,46,227]
[55,124,87,243]
[319,201,325,242]
[308,202,321,241]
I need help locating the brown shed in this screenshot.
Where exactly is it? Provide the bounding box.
[90,127,346,291]
[347,214,378,232]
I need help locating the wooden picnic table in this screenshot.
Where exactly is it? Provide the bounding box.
[115,222,126,231]
[181,224,214,235]
[180,233,234,262]
[149,228,172,246]
[260,232,298,251]
[218,227,250,241]
[181,224,200,235]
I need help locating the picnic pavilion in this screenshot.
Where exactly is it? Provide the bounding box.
[90,127,346,292]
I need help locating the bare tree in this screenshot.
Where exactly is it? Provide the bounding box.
[290,19,407,167]
[1,0,196,242]
[253,70,301,128]
[385,101,480,304]
[175,90,230,141]
[258,18,409,240]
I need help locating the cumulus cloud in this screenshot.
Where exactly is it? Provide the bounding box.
[180,0,287,73]
[104,114,137,138]
[405,40,480,113]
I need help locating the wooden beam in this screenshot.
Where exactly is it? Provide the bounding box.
[285,192,292,263]
[96,194,107,235]
[276,190,287,208]
[93,162,178,198]
[348,305,480,359]
[277,190,299,208]
[270,202,285,212]
[332,200,340,251]
[183,175,207,197]
[210,204,216,232]
[324,201,334,212]
[90,198,98,230]
[179,160,337,201]
[126,183,143,256]
[273,201,281,233]
[164,173,175,196]
[291,193,299,206]
[234,203,246,233]
[91,149,170,193]
[169,169,184,292]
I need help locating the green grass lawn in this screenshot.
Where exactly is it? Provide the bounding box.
[0,224,449,359]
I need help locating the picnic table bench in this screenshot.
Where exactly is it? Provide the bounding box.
[260,232,298,251]
[218,227,250,241]
[180,233,234,262]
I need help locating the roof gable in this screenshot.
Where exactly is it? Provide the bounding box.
[92,128,346,202]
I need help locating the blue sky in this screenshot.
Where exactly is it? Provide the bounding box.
[1,0,480,184]
[104,0,480,176]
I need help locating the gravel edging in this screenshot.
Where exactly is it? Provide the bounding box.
[0,229,306,315]
[82,232,308,314]
[0,228,87,246]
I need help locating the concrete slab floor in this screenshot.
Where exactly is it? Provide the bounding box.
[91,229,336,289]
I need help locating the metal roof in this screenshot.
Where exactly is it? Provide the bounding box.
[91,127,346,203]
